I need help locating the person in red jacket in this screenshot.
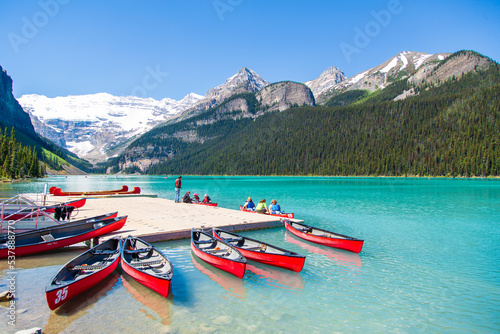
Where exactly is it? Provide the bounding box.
[174,176,182,203]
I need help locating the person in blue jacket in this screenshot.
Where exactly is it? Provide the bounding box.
[243,197,256,211]
[269,199,283,214]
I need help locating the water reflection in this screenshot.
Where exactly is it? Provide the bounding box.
[0,245,88,275]
[190,252,246,299]
[44,272,120,333]
[246,261,304,291]
[285,232,362,267]
[121,274,173,326]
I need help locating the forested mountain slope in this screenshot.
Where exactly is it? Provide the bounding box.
[110,57,500,177]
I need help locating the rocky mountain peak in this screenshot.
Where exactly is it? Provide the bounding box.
[178,92,205,104]
[207,67,269,97]
[305,66,347,103]
[174,67,269,121]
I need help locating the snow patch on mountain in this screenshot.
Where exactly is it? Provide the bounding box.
[380,57,399,73]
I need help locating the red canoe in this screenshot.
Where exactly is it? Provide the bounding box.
[284,220,364,253]
[213,228,306,272]
[121,236,173,298]
[46,237,122,310]
[53,187,140,196]
[194,202,218,207]
[191,229,246,279]
[1,198,87,221]
[52,185,139,196]
[239,206,294,219]
[0,215,127,258]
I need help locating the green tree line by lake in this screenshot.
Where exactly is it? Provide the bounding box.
[0,127,44,180]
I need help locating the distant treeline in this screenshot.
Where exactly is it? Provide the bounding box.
[0,127,44,179]
[115,62,500,177]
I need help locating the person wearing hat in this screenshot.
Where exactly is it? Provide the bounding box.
[203,194,212,204]
[193,193,200,203]
[174,176,182,203]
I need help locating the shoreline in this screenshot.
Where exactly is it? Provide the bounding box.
[42,174,500,179]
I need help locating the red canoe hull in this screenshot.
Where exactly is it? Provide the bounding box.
[191,241,246,279]
[213,232,305,272]
[239,206,294,218]
[121,259,171,298]
[194,203,218,207]
[44,198,87,212]
[1,198,87,221]
[284,221,364,254]
[0,216,127,258]
[46,256,120,310]
[53,186,133,196]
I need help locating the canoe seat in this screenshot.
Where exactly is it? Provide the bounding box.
[71,264,106,271]
[91,249,118,255]
[130,259,164,268]
[224,237,243,243]
[196,240,213,244]
[301,227,313,233]
[41,234,55,242]
[205,248,229,254]
[244,245,267,252]
[124,247,152,254]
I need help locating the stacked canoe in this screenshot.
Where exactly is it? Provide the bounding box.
[50,186,141,196]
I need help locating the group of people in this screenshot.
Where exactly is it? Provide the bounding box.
[183,191,212,204]
[243,197,283,214]
[174,176,212,204]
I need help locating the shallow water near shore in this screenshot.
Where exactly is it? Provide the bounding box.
[1,175,499,333]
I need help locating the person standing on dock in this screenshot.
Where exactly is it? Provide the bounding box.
[174,176,182,203]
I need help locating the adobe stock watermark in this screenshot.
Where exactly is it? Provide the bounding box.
[213,0,243,21]
[339,0,407,63]
[7,0,71,54]
[131,65,169,98]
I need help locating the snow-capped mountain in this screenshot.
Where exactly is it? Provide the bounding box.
[174,67,270,120]
[18,92,203,163]
[304,66,347,101]
[313,51,451,102]
[339,51,450,91]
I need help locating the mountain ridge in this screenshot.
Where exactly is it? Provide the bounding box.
[109,50,499,177]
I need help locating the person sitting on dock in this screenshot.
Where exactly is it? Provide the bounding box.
[203,194,212,204]
[255,199,268,214]
[243,197,256,211]
[269,199,283,214]
[183,191,193,203]
[193,193,200,203]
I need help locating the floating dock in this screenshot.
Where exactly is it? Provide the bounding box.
[43,195,291,243]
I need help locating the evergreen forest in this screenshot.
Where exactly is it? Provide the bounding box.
[0,127,44,180]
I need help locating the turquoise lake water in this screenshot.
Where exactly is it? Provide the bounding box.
[1,175,499,333]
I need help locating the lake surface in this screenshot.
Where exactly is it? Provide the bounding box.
[1,176,499,333]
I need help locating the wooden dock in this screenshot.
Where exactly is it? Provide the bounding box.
[45,195,289,243]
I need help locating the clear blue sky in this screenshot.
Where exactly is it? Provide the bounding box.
[1,0,499,100]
